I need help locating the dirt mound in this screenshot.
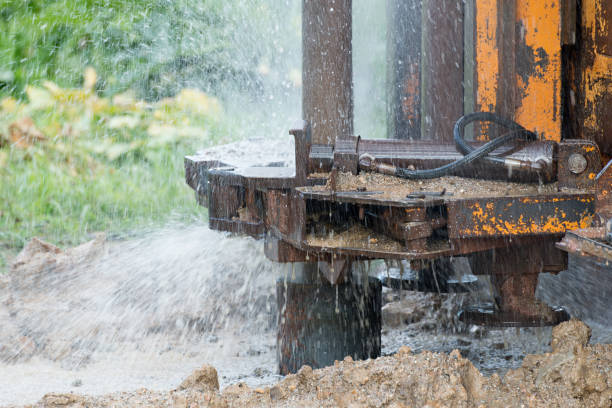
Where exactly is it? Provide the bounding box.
[29,320,611,408]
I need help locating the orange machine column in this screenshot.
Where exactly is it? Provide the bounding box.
[515,0,562,142]
[473,0,562,142]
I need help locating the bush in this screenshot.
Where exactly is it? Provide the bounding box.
[0,70,229,269]
[0,0,301,101]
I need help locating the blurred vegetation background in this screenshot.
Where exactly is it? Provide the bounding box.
[0,0,301,100]
[0,0,385,271]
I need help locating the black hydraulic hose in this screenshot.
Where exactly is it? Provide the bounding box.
[359,112,540,180]
[453,112,537,166]
[393,129,530,179]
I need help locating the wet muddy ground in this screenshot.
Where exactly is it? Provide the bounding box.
[0,227,610,407]
[9,320,612,407]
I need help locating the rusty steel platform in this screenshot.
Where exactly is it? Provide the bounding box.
[185,0,612,373]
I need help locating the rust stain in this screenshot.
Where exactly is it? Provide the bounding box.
[593,0,611,55]
[475,0,499,141]
[581,0,612,155]
[464,198,594,236]
[515,0,562,141]
[401,64,420,124]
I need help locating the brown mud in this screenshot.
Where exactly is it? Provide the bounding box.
[2,234,611,407]
[22,320,612,408]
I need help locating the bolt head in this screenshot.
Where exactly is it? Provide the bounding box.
[568,153,588,174]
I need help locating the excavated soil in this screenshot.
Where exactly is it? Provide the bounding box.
[22,320,612,408]
[2,233,611,407]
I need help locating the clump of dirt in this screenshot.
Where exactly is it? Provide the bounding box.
[177,364,220,393]
[28,320,611,408]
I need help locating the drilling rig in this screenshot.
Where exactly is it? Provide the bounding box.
[185,0,612,374]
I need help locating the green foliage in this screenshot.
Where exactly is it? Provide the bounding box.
[0,0,303,272]
[0,76,229,267]
[0,0,300,100]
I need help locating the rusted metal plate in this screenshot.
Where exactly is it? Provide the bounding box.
[447,194,596,239]
[556,228,612,261]
[515,0,562,141]
[208,184,241,220]
[333,136,360,174]
[290,121,311,185]
[297,187,444,208]
[401,222,434,241]
[561,0,577,45]
[309,144,334,173]
[184,158,231,205]
[266,190,306,244]
[207,166,295,190]
[264,234,308,263]
[570,0,612,155]
[595,0,612,55]
[473,1,562,141]
[474,0,500,119]
[209,218,265,237]
[473,0,519,139]
[596,159,612,218]
[297,237,453,261]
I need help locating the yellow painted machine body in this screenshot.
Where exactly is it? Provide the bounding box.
[389,0,611,159]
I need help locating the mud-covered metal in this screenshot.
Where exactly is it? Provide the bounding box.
[276,269,381,375]
[557,227,612,262]
[185,0,612,350]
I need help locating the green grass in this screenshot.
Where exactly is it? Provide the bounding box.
[1,136,203,247]
[0,81,233,271]
[0,0,300,101]
[0,0,387,272]
[0,0,302,272]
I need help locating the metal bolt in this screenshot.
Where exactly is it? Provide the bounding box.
[568,153,588,174]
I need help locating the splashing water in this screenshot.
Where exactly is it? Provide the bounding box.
[0,225,284,406]
[1,223,610,406]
